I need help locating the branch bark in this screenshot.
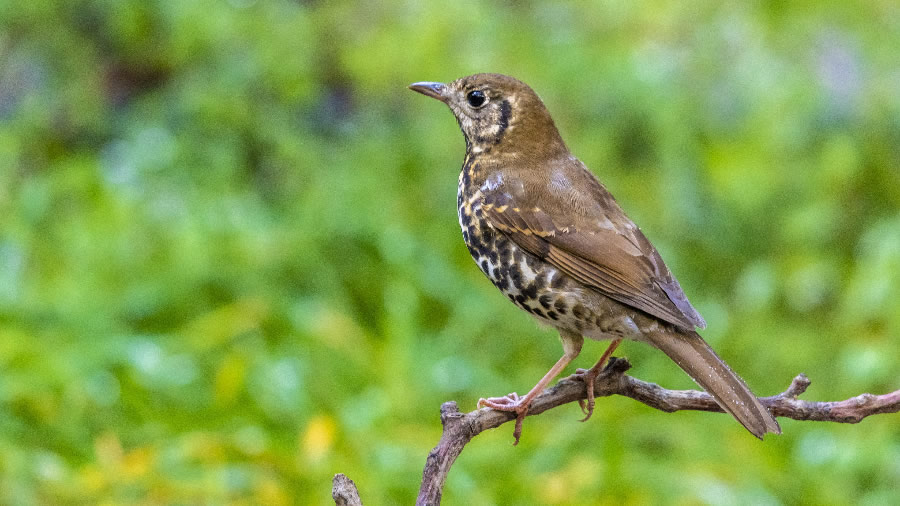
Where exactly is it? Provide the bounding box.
[332,473,363,506]
[332,357,899,506]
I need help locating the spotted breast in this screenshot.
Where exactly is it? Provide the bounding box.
[457,156,639,341]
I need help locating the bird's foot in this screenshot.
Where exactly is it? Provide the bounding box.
[478,393,531,445]
[477,392,521,409]
[572,338,623,422]
[572,367,599,422]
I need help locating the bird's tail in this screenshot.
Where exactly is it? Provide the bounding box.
[645,328,781,439]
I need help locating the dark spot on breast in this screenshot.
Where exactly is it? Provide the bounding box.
[481,226,494,243]
[488,249,498,264]
[551,274,566,289]
[509,265,523,289]
[525,254,538,269]
[554,299,567,314]
[513,250,524,264]
[462,168,472,187]
[480,259,489,272]
[461,212,472,227]
[515,294,526,305]
[507,293,516,301]
[532,308,545,318]
[495,267,509,290]
[497,242,511,262]
[534,271,548,289]
[538,294,553,309]
[547,311,558,320]
[521,283,538,300]
[468,232,483,252]
[572,304,587,320]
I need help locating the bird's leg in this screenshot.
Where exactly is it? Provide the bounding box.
[478,331,583,444]
[574,338,622,422]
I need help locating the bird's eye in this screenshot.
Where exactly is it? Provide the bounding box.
[466,90,487,108]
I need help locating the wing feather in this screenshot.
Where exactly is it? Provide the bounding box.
[483,196,705,330]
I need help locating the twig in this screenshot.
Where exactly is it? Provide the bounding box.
[331,357,899,506]
[332,473,363,506]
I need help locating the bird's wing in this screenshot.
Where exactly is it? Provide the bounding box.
[480,171,706,330]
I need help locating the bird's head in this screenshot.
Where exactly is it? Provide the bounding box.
[409,73,567,157]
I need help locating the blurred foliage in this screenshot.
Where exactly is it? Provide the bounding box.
[1,0,899,504]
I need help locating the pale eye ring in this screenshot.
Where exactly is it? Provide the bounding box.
[466,90,487,108]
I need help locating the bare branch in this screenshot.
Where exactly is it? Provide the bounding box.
[332,473,363,506]
[414,357,899,506]
[333,358,899,506]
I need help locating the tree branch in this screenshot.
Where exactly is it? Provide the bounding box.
[332,473,363,506]
[332,357,899,506]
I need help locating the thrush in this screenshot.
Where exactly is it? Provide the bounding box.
[409,73,780,444]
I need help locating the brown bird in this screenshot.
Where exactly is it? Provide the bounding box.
[409,73,780,444]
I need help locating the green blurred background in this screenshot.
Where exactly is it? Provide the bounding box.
[1,1,899,504]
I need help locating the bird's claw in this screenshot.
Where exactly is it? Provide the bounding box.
[477,392,520,409]
[573,368,598,422]
[477,392,530,445]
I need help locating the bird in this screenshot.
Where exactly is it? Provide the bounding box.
[409,73,780,444]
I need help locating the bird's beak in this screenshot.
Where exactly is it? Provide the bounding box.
[408,81,449,103]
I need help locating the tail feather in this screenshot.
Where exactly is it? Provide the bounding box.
[646,329,781,439]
